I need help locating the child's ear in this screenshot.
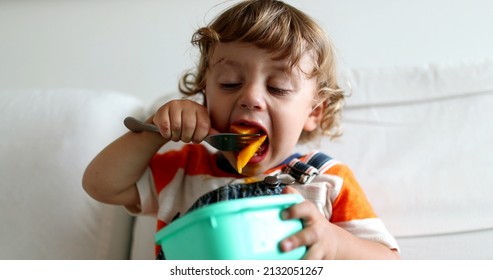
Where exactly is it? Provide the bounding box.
[303,101,324,132]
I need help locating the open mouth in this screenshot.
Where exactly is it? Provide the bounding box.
[229,124,269,173]
[230,124,269,152]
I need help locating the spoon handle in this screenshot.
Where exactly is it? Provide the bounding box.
[124,117,160,134]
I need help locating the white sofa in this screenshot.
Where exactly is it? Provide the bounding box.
[1,58,493,260]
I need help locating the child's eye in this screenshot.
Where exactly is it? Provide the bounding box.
[220,83,241,91]
[268,86,289,96]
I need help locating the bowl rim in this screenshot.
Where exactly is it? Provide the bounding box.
[155,194,304,243]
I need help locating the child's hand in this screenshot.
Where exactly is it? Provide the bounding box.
[281,186,338,260]
[152,99,214,143]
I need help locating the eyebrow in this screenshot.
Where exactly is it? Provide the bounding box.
[211,58,238,68]
[212,57,292,75]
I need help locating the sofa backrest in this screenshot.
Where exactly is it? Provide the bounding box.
[0,89,144,259]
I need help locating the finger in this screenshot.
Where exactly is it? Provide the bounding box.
[153,109,172,139]
[180,109,197,143]
[191,108,211,143]
[282,200,318,225]
[279,202,316,253]
[280,201,322,254]
[281,186,300,195]
[280,224,319,252]
[167,104,183,142]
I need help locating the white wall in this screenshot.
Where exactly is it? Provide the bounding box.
[1,0,492,103]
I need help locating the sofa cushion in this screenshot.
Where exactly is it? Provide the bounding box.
[0,89,144,259]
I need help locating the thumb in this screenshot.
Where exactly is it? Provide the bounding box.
[208,127,220,136]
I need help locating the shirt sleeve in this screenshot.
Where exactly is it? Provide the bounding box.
[124,167,159,216]
[327,164,400,251]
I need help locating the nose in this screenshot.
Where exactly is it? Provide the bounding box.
[238,84,265,111]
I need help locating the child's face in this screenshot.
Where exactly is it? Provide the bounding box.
[205,42,321,176]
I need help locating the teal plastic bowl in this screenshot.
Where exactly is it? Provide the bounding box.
[155,194,306,260]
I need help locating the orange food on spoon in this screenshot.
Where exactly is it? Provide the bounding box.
[230,125,267,174]
[230,125,259,135]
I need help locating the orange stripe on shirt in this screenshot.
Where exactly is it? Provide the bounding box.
[150,144,226,194]
[327,164,377,223]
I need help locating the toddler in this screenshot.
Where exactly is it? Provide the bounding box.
[83,0,399,259]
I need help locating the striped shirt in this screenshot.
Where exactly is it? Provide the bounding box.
[133,144,399,256]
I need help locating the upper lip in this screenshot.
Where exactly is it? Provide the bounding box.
[230,120,267,136]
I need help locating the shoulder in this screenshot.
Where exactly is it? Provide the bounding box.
[324,162,355,180]
[295,151,362,195]
[296,151,352,177]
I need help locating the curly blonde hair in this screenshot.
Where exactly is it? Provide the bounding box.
[179,0,345,142]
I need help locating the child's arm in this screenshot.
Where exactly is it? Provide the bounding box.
[82,128,166,208]
[280,198,400,260]
[82,99,211,208]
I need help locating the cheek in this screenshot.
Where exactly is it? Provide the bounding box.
[275,102,312,126]
[270,107,310,139]
[270,102,313,143]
